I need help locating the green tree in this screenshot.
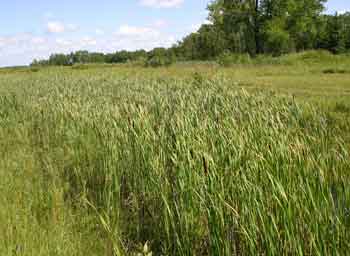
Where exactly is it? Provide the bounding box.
[208,0,261,55]
[179,24,227,60]
[146,47,174,67]
[339,12,350,50]
[260,0,326,51]
[326,13,346,53]
[207,0,327,55]
[263,17,292,55]
[48,54,71,66]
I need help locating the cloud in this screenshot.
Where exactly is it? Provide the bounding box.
[109,24,175,51]
[338,10,350,15]
[0,38,5,48]
[153,19,168,28]
[139,0,184,8]
[81,37,97,46]
[47,21,78,33]
[190,23,201,32]
[47,22,65,33]
[0,27,177,67]
[31,37,46,44]
[55,38,73,46]
[117,25,160,38]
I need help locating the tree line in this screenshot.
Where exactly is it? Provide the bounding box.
[32,0,350,66]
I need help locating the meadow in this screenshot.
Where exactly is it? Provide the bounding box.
[1,52,350,255]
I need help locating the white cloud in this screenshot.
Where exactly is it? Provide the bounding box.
[31,37,46,44]
[338,10,350,15]
[153,19,168,28]
[0,22,178,67]
[55,38,73,46]
[47,22,65,33]
[190,23,201,32]
[139,0,184,8]
[67,24,79,31]
[81,37,97,46]
[47,21,78,33]
[109,24,175,51]
[117,25,160,38]
[188,19,212,33]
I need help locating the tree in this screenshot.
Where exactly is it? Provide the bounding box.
[263,17,292,55]
[342,13,350,50]
[208,0,261,55]
[48,54,71,66]
[326,13,346,54]
[207,0,327,55]
[146,47,175,67]
[179,24,227,60]
[72,51,89,63]
[260,0,326,51]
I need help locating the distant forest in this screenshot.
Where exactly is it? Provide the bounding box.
[31,0,350,67]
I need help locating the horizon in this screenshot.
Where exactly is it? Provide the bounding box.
[0,0,349,67]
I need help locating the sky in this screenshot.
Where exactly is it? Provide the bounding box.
[0,0,349,67]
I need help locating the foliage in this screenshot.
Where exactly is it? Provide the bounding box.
[145,48,174,67]
[263,20,292,56]
[217,51,252,66]
[179,24,228,60]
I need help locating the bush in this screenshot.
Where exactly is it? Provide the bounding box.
[72,64,90,70]
[253,55,289,65]
[126,57,147,67]
[145,47,175,68]
[217,51,251,66]
[146,55,173,67]
[192,71,205,87]
[29,67,40,73]
[275,50,336,66]
[322,68,349,74]
[334,102,350,113]
[298,50,334,62]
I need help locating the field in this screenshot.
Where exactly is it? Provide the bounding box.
[1,52,350,255]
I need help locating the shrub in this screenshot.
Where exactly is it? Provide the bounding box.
[146,55,174,67]
[273,50,337,66]
[71,64,90,70]
[192,71,205,87]
[127,57,147,67]
[298,50,334,62]
[322,68,348,74]
[334,102,350,113]
[29,67,40,73]
[145,47,175,67]
[253,55,289,65]
[217,51,251,66]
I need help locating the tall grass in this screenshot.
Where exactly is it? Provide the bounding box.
[218,50,350,69]
[0,67,349,255]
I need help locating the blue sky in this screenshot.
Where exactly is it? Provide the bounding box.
[0,0,349,67]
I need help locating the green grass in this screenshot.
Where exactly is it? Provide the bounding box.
[1,56,350,255]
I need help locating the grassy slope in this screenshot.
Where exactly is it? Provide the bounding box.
[1,54,350,255]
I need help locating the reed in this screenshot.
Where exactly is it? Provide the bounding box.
[0,65,349,255]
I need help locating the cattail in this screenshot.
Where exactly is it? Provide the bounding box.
[190,149,194,159]
[202,156,209,176]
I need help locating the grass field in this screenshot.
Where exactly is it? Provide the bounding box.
[1,52,350,255]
